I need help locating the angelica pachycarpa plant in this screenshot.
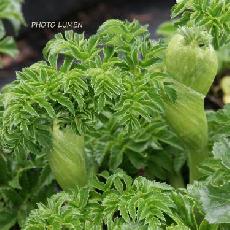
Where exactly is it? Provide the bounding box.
[0,19,221,191]
[1,0,230,228]
[0,20,183,228]
[0,19,182,191]
[24,170,216,230]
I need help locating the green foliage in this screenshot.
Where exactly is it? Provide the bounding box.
[0,20,182,183]
[192,183,230,225]
[0,0,25,66]
[189,138,230,226]
[0,2,230,228]
[24,170,209,230]
[172,0,230,49]
[0,151,55,230]
[0,90,54,230]
[207,104,230,142]
[0,20,184,228]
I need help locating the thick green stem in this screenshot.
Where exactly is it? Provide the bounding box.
[187,146,209,183]
[169,171,185,188]
[164,81,209,183]
[164,29,218,183]
[48,124,88,191]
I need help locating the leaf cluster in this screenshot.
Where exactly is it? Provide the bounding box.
[1,20,181,180]
[0,150,55,230]
[0,20,184,228]
[24,170,206,230]
[207,104,230,142]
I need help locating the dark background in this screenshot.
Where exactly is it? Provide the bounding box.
[0,0,176,87]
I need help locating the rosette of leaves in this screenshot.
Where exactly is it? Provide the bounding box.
[24,170,216,230]
[0,19,185,192]
[0,19,188,228]
[0,0,25,67]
